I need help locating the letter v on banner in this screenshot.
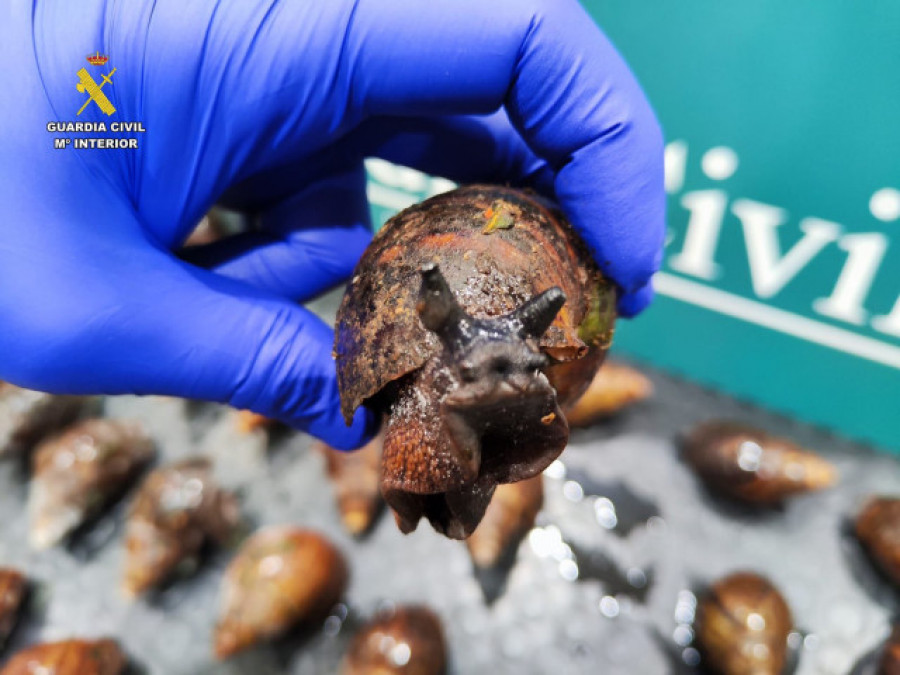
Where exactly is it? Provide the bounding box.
[732,199,841,299]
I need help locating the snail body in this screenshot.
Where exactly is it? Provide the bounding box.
[336,186,615,539]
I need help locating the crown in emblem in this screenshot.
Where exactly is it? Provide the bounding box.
[87,52,109,66]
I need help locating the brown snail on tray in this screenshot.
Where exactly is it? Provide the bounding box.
[183,208,230,248]
[466,474,543,569]
[0,568,27,651]
[854,496,900,588]
[0,639,126,675]
[695,571,793,675]
[29,418,155,549]
[335,185,615,539]
[122,457,240,597]
[342,605,447,675]
[880,623,900,675]
[234,410,276,434]
[0,382,87,458]
[318,432,384,537]
[682,421,837,505]
[214,526,348,659]
[563,361,653,427]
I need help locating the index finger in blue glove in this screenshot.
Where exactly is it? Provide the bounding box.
[342,0,665,314]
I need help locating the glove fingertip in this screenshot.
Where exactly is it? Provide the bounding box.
[322,406,381,452]
[616,279,655,318]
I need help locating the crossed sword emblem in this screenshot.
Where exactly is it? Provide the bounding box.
[76,67,117,116]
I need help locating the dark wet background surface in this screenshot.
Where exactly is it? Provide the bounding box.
[0,292,897,674]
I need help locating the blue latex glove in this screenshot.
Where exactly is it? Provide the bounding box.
[0,0,663,450]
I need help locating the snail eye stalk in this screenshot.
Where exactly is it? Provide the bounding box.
[417,263,469,343]
[417,263,566,357]
[510,287,566,339]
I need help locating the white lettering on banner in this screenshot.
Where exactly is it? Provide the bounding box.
[669,190,727,280]
[701,147,739,181]
[873,297,900,339]
[733,200,841,299]
[664,140,688,194]
[814,233,889,325]
[655,273,900,370]
[659,140,898,359]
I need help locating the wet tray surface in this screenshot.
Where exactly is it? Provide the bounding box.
[0,321,896,675]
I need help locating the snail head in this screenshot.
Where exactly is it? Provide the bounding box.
[416,264,568,485]
[417,263,565,404]
[380,264,572,541]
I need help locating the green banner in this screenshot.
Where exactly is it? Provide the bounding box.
[591,1,900,453]
[365,2,900,454]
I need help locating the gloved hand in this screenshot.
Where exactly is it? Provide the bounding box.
[0,0,664,450]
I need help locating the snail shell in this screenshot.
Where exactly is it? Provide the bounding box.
[880,623,900,675]
[0,638,125,675]
[342,605,447,675]
[29,419,155,549]
[318,432,384,537]
[123,458,240,597]
[466,475,543,569]
[0,382,86,458]
[682,421,837,504]
[696,572,793,675]
[563,362,653,427]
[0,568,27,650]
[214,526,349,659]
[855,497,900,588]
